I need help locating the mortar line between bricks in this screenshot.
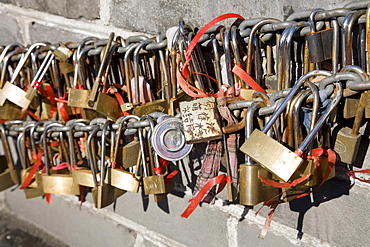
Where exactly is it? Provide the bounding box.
[226,215,239,247]
[0,3,145,39]
[182,189,332,246]
[99,0,111,25]
[58,195,186,247]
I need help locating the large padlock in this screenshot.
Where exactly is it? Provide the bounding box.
[333,91,365,164]
[109,115,141,193]
[92,121,125,209]
[239,71,336,182]
[239,101,280,206]
[41,123,80,195]
[179,96,222,144]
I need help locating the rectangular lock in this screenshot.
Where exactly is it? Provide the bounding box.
[143,175,166,195]
[179,96,222,144]
[240,129,303,182]
[109,168,141,193]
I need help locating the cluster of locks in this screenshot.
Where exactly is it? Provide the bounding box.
[0,1,370,234]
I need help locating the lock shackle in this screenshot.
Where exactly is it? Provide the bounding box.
[10,42,49,84]
[292,81,320,149]
[0,42,23,65]
[111,115,139,164]
[309,9,325,33]
[41,123,63,175]
[211,34,222,87]
[246,18,280,75]
[122,43,140,103]
[86,126,100,187]
[263,70,332,133]
[298,82,342,153]
[30,121,56,155]
[73,45,95,88]
[19,123,36,169]
[125,35,150,46]
[342,9,366,66]
[230,26,242,67]
[133,39,155,104]
[141,115,161,171]
[67,121,88,169]
[99,120,113,185]
[30,50,55,87]
[223,28,234,92]
[245,101,266,165]
[1,50,23,86]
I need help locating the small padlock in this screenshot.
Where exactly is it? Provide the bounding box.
[41,123,80,195]
[109,115,141,193]
[333,91,365,164]
[306,9,333,63]
[92,121,125,209]
[138,117,166,195]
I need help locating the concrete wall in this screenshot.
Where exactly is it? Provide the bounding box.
[0,1,370,246]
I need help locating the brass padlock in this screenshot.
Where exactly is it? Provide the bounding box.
[109,115,141,193]
[71,123,101,187]
[19,122,45,198]
[239,101,279,206]
[240,72,338,182]
[138,117,166,195]
[92,121,125,209]
[131,39,169,116]
[41,123,80,195]
[334,91,365,164]
[179,96,222,144]
[68,33,122,120]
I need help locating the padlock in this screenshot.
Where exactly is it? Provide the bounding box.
[41,123,80,195]
[0,43,49,109]
[242,19,280,95]
[131,39,169,116]
[306,9,333,64]
[239,101,279,206]
[92,120,125,209]
[239,71,335,182]
[109,115,141,193]
[19,121,45,198]
[341,66,367,119]
[151,116,193,161]
[333,91,365,164]
[71,122,101,188]
[68,33,122,120]
[179,96,222,144]
[138,117,166,195]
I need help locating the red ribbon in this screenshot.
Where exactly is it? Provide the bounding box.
[232,64,267,94]
[181,174,229,218]
[35,82,57,118]
[164,170,178,184]
[347,169,370,183]
[20,149,44,189]
[178,13,245,98]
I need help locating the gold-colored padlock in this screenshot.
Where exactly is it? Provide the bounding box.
[40,123,80,195]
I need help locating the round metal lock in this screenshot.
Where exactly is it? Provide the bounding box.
[151,117,193,161]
